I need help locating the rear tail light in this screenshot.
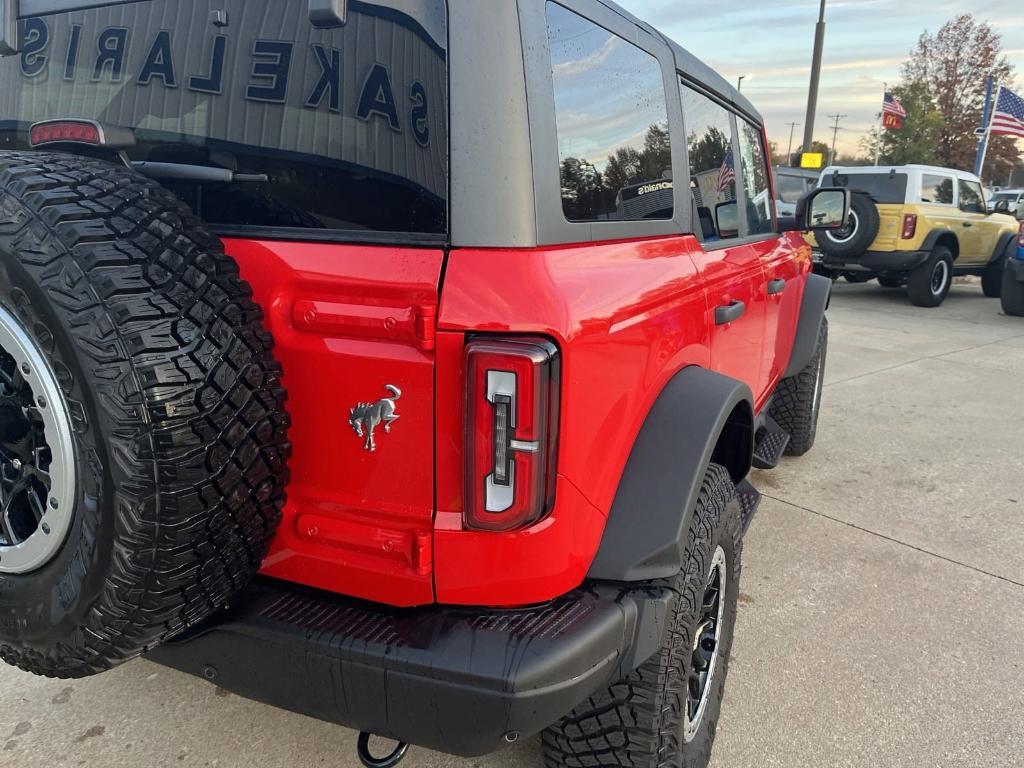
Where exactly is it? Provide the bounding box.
[901,214,918,240]
[465,337,560,532]
[29,119,135,149]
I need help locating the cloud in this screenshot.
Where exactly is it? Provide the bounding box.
[618,0,1023,157]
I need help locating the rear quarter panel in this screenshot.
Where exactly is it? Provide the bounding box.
[435,236,712,605]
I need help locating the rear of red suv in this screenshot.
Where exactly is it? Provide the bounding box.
[0,1,840,766]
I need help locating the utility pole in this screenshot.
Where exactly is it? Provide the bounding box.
[802,0,827,155]
[827,114,847,165]
[785,122,800,166]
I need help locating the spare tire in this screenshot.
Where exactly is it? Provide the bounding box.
[0,152,290,678]
[818,193,880,259]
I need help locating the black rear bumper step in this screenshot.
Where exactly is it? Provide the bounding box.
[147,579,673,757]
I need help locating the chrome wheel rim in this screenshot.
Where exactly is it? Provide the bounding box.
[0,304,76,573]
[826,210,859,244]
[931,260,949,296]
[684,545,727,743]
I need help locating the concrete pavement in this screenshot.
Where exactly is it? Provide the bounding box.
[1,281,1022,768]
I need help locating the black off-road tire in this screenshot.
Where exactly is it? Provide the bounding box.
[1002,262,1024,317]
[769,317,828,456]
[542,463,742,768]
[817,193,880,259]
[0,151,290,678]
[981,254,1005,298]
[906,246,953,308]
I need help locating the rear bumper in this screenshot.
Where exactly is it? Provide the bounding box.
[147,579,673,757]
[813,248,930,272]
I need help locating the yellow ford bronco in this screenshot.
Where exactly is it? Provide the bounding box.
[810,165,1020,307]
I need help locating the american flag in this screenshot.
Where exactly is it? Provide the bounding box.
[716,149,735,195]
[883,92,907,118]
[990,87,1024,139]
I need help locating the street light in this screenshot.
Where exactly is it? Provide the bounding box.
[737,74,750,92]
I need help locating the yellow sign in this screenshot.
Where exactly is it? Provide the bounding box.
[800,152,824,169]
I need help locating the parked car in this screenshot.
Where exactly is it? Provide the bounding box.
[776,166,821,217]
[987,188,1023,215]
[810,165,1019,307]
[0,2,848,767]
[1002,221,1024,316]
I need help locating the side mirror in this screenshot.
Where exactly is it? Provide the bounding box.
[780,187,851,232]
[993,199,1010,215]
[714,201,739,239]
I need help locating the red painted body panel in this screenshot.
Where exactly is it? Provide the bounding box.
[224,230,806,608]
[435,236,713,604]
[224,238,443,607]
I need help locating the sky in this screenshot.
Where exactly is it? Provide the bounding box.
[616,0,1024,158]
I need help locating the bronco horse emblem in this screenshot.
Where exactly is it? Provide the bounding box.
[348,385,402,452]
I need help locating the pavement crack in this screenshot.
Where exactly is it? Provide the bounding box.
[762,494,1024,590]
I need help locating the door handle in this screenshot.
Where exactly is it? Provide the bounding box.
[962,222,973,228]
[715,300,746,326]
[767,278,787,296]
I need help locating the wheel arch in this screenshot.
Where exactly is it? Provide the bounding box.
[586,366,754,582]
[922,229,959,260]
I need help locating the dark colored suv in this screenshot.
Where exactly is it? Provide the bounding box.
[0,2,847,766]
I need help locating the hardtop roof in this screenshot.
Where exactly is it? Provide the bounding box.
[822,164,982,182]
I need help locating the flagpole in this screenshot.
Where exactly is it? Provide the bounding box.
[874,82,885,166]
[974,77,996,179]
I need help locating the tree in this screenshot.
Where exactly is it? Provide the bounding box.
[859,80,944,165]
[688,126,730,172]
[901,14,1019,180]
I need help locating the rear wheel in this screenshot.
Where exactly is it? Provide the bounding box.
[769,317,828,456]
[0,151,291,678]
[982,254,1005,298]
[542,464,742,768]
[906,247,953,308]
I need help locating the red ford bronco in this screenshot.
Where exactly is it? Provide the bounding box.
[0,1,847,765]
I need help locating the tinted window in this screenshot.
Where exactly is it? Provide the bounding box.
[921,174,954,205]
[737,120,772,235]
[825,172,907,204]
[777,174,812,204]
[681,85,737,241]
[0,0,448,236]
[959,180,985,213]
[547,3,672,222]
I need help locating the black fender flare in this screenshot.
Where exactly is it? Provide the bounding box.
[587,367,754,582]
[783,272,831,378]
[990,232,1018,265]
[920,228,959,259]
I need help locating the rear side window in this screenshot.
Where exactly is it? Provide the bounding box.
[958,179,985,213]
[826,172,907,204]
[921,174,954,205]
[681,85,738,241]
[547,3,672,223]
[736,120,773,235]
[777,174,811,204]
[0,0,448,237]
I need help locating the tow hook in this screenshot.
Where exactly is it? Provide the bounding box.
[357,732,409,768]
